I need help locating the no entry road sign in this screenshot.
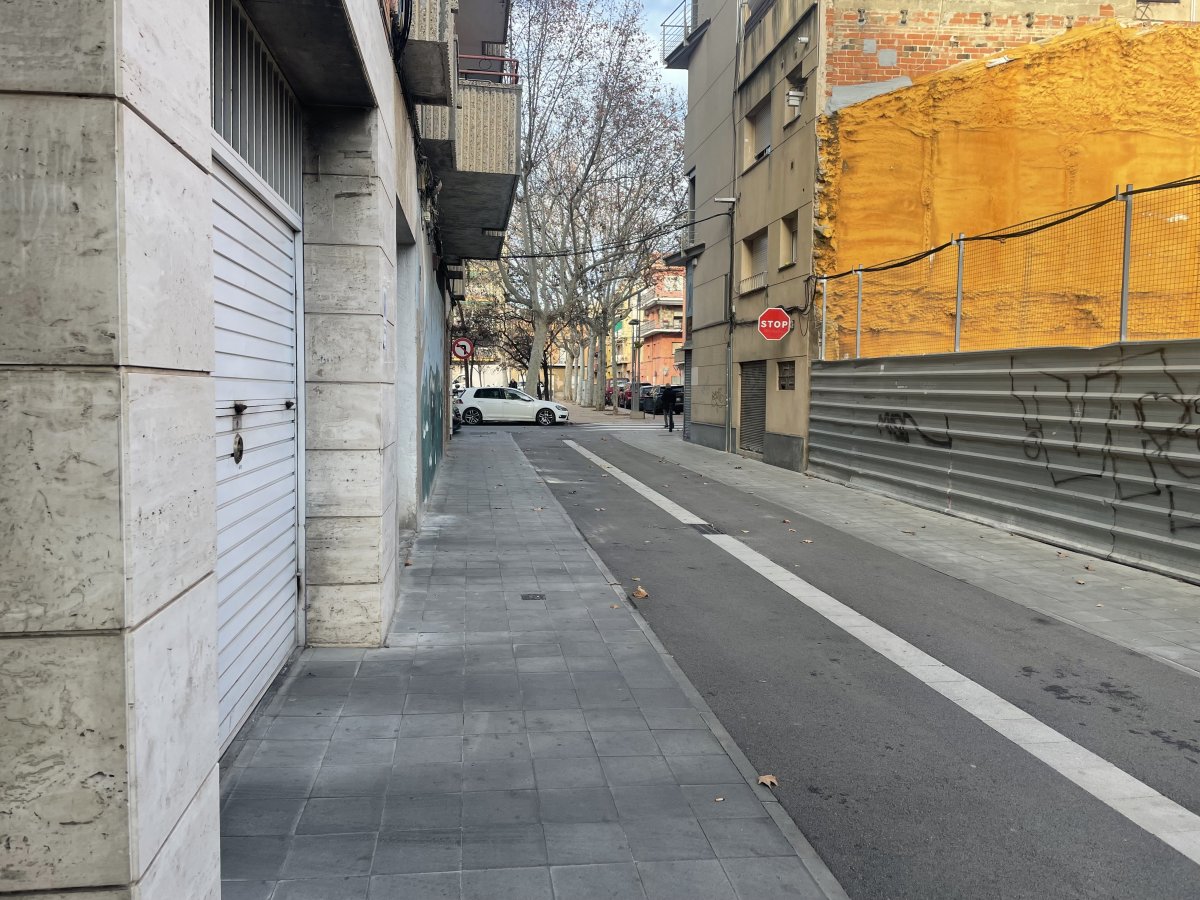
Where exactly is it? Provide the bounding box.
[758,307,792,341]
[451,337,475,360]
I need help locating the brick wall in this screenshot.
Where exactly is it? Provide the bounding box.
[825,3,1120,88]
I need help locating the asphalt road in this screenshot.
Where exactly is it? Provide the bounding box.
[504,424,1200,900]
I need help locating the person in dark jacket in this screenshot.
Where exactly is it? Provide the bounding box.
[661,385,679,432]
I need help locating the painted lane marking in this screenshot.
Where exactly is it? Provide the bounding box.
[563,440,1200,866]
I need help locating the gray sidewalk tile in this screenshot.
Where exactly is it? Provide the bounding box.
[273,877,369,900]
[221,798,306,836]
[386,762,463,795]
[461,823,547,869]
[398,714,463,737]
[683,784,769,819]
[653,729,726,756]
[461,789,540,826]
[544,822,633,865]
[593,730,662,757]
[312,765,392,798]
[220,881,275,900]
[639,859,738,900]
[248,740,328,768]
[612,784,694,820]
[282,833,376,878]
[334,716,403,740]
[324,739,396,767]
[550,862,647,900]
[296,798,385,835]
[524,709,589,732]
[527,731,596,758]
[700,818,796,858]
[382,793,462,830]
[623,818,715,861]
[221,835,290,880]
[721,856,826,899]
[538,787,620,823]
[373,829,461,875]
[666,755,745,785]
[230,767,318,800]
[462,866,553,900]
[533,756,607,789]
[462,758,535,791]
[600,755,675,786]
[367,872,459,900]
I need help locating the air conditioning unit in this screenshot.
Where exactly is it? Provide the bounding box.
[786,89,805,107]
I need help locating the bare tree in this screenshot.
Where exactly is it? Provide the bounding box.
[502,0,685,399]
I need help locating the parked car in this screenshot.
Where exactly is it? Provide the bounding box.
[619,382,652,409]
[451,405,462,434]
[605,378,630,407]
[643,385,683,415]
[636,384,658,412]
[454,387,569,426]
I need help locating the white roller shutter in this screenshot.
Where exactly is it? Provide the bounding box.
[213,162,300,748]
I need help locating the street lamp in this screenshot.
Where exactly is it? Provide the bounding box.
[714,197,736,453]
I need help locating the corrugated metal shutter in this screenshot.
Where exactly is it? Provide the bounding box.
[739,360,767,453]
[682,350,692,440]
[213,162,300,748]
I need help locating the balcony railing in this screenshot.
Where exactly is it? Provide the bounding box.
[640,322,684,338]
[739,272,767,294]
[661,0,699,62]
[459,53,520,84]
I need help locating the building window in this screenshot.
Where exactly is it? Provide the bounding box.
[785,71,808,124]
[740,229,768,294]
[780,212,798,268]
[778,360,796,390]
[743,98,772,169]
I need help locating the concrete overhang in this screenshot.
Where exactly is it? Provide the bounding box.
[243,0,375,107]
[438,171,517,262]
[664,19,708,70]
[664,243,705,266]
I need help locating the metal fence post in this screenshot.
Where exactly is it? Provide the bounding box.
[819,277,827,361]
[954,233,965,352]
[855,267,863,358]
[1120,184,1133,342]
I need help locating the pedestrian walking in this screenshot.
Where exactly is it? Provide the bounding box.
[662,385,679,432]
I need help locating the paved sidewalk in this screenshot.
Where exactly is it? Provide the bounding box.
[219,431,845,900]
[617,431,1200,678]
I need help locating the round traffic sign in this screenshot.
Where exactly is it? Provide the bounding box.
[451,337,475,360]
[757,307,792,341]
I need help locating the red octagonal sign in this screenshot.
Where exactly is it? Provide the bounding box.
[758,306,792,341]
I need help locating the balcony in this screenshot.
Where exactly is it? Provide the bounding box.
[662,0,708,69]
[423,61,520,262]
[640,322,684,338]
[402,0,453,104]
[739,272,767,294]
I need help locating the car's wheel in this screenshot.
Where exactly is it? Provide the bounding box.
[535,408,556,426]
[462,407,483,425]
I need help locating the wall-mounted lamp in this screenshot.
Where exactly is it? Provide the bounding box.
[857,8,867,25]
[899,9,908,25]
[1025,11,1035,28]
[983,11,992,26]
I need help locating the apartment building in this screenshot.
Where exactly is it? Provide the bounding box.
[0,0,518,893]
[663,0,1193,470]
[637,266,688,387]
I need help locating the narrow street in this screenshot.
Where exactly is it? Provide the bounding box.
[508,414,1200,900]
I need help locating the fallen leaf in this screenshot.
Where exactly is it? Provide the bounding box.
[1057,551,1069,558]
[788,528,797,533]
[901,529,915,535]
[601,474,609,478]
[757,774,779,788]
[532,507,545,511]
[741,530,751,534]
[631,587,649,599]
[595,508,606,512]
[802,539,814,544]
[1076,580,1086,585]
[610,604,621,609]
[403,560,413,567]
[714,796,725,802]
[632,577,641,582]
[782,519,791,524]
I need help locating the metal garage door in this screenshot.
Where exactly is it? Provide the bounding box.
[739,360,767,454]
[213,162,300,747]
[682,350,692,440]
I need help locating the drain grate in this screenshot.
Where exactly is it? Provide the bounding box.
[520,593,547,602]
[691,523,723,535]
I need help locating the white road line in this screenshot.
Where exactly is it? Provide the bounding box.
[565,441,1200,866]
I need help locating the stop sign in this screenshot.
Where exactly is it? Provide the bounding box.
[758,307,792,341]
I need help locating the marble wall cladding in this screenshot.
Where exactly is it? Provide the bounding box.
[121,372,216,628]
[305,383,385,450]
[126,577,217,877]
[306,581,386,646]
[303,174,393,261]
[305,313,393,383]
[0,635,130,889]
[0,96,121,365]
[306,516,387,585]
[306,450,385,518]
[132,768,220,900]
[118,108,213,371]
[303,244,391,317]
[0,0,117,94]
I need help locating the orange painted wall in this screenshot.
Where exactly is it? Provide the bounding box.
[816,23,1200,359]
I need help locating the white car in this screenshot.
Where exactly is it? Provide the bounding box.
[455,387,569,426]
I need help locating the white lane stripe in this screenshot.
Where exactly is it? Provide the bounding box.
[566,441,707,525]
[567,443,1200,866]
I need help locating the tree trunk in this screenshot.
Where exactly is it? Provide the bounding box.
[524,311,548,396]
[594,331,608,410]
